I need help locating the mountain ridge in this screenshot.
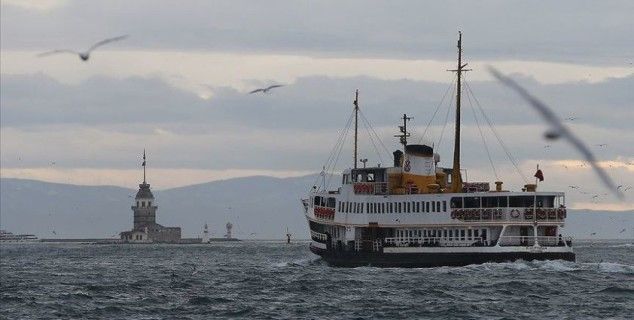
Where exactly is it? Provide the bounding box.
[1,177,632,240]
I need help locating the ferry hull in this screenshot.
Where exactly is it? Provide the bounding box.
[310,245,575,268]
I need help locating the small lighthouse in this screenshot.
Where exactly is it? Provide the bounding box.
[225,222,233,239]
[202,223,209,243]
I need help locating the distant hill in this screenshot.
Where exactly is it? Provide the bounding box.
[1,177,632,240]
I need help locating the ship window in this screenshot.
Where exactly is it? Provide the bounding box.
[464,197,480,208]
[142,201,146,207]
[367,173,375,182]
[388,203,393,213]
[443,201,447,212]
[406,202,410,213]
[460,230,465,240]
[327,198,336,208]
[437,201,441,212]
[450,197,463,209]
[381,203,385,213]
[482,197,494,208]
[474,229,479,238]
[426,202,430,212]
[509,196,534,207]
[397,202,402,213]
[137,201,140,207]
[499,196,508,207]
[314,197,320,206]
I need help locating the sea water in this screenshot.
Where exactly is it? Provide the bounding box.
[1,240,632,319]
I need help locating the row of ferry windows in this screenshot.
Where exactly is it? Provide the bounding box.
[338,201,447,214]
[395,228,488,241]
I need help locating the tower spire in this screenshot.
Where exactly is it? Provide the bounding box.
[142,149,147,184]
[449,31,471,193]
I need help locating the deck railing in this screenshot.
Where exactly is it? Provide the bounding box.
[451,207,567,222]
[353,182,389,195]
[498,236,572,247]
[383,236,488,247]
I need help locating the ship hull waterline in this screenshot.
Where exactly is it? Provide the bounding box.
[310,245,575,268]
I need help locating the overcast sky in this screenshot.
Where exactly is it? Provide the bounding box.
[1,0,633,210]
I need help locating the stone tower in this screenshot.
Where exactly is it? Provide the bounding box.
[132,150,157,229]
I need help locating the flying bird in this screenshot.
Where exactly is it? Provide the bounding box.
[249,84,284,94]
[568,185,579,189]
[564,117,577,121]
[488,67,624,200]
[594,144,607,147]
[37,35,128,61]
[619,228,626,233]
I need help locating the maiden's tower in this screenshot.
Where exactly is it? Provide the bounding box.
[120,151,181,243]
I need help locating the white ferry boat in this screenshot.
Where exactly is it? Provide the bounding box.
[301,33,575,267]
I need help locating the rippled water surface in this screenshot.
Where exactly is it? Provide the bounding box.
[1,241,632,319]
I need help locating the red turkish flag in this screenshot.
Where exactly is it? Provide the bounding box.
[534,169,544,182]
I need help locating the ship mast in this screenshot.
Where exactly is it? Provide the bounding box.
[353,90,359,169]
[450,31,470,193]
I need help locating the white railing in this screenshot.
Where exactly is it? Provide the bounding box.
[353,182,389,195]
[384,236,487,247]
[451,207,567,222]
[498,236,572,247]
[310,230,328,241]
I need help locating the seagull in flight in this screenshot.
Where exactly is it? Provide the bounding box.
[568,185,579,189]
[594,144,608,147]
[249,84,284,94]
[488,67,624,200]
[564,117,577,121]
[37,35,128,61]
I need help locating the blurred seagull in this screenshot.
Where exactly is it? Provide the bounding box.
[594,144,607,147]
[619,228,627,233]
[564,117,577,121]
[488,67,624,200]
[249,84,284,94]
[37,35,128,61]
[568,185,579,189]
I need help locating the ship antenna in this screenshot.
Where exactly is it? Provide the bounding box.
[449,31,471,193]
[395,113,412,151]
[353,89,359,169]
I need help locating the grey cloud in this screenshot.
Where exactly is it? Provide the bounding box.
[2,1,633,65]
[1,73,632,172]
[2,73,633,131]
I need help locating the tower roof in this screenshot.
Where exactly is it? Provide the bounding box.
[135,182,154,199]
